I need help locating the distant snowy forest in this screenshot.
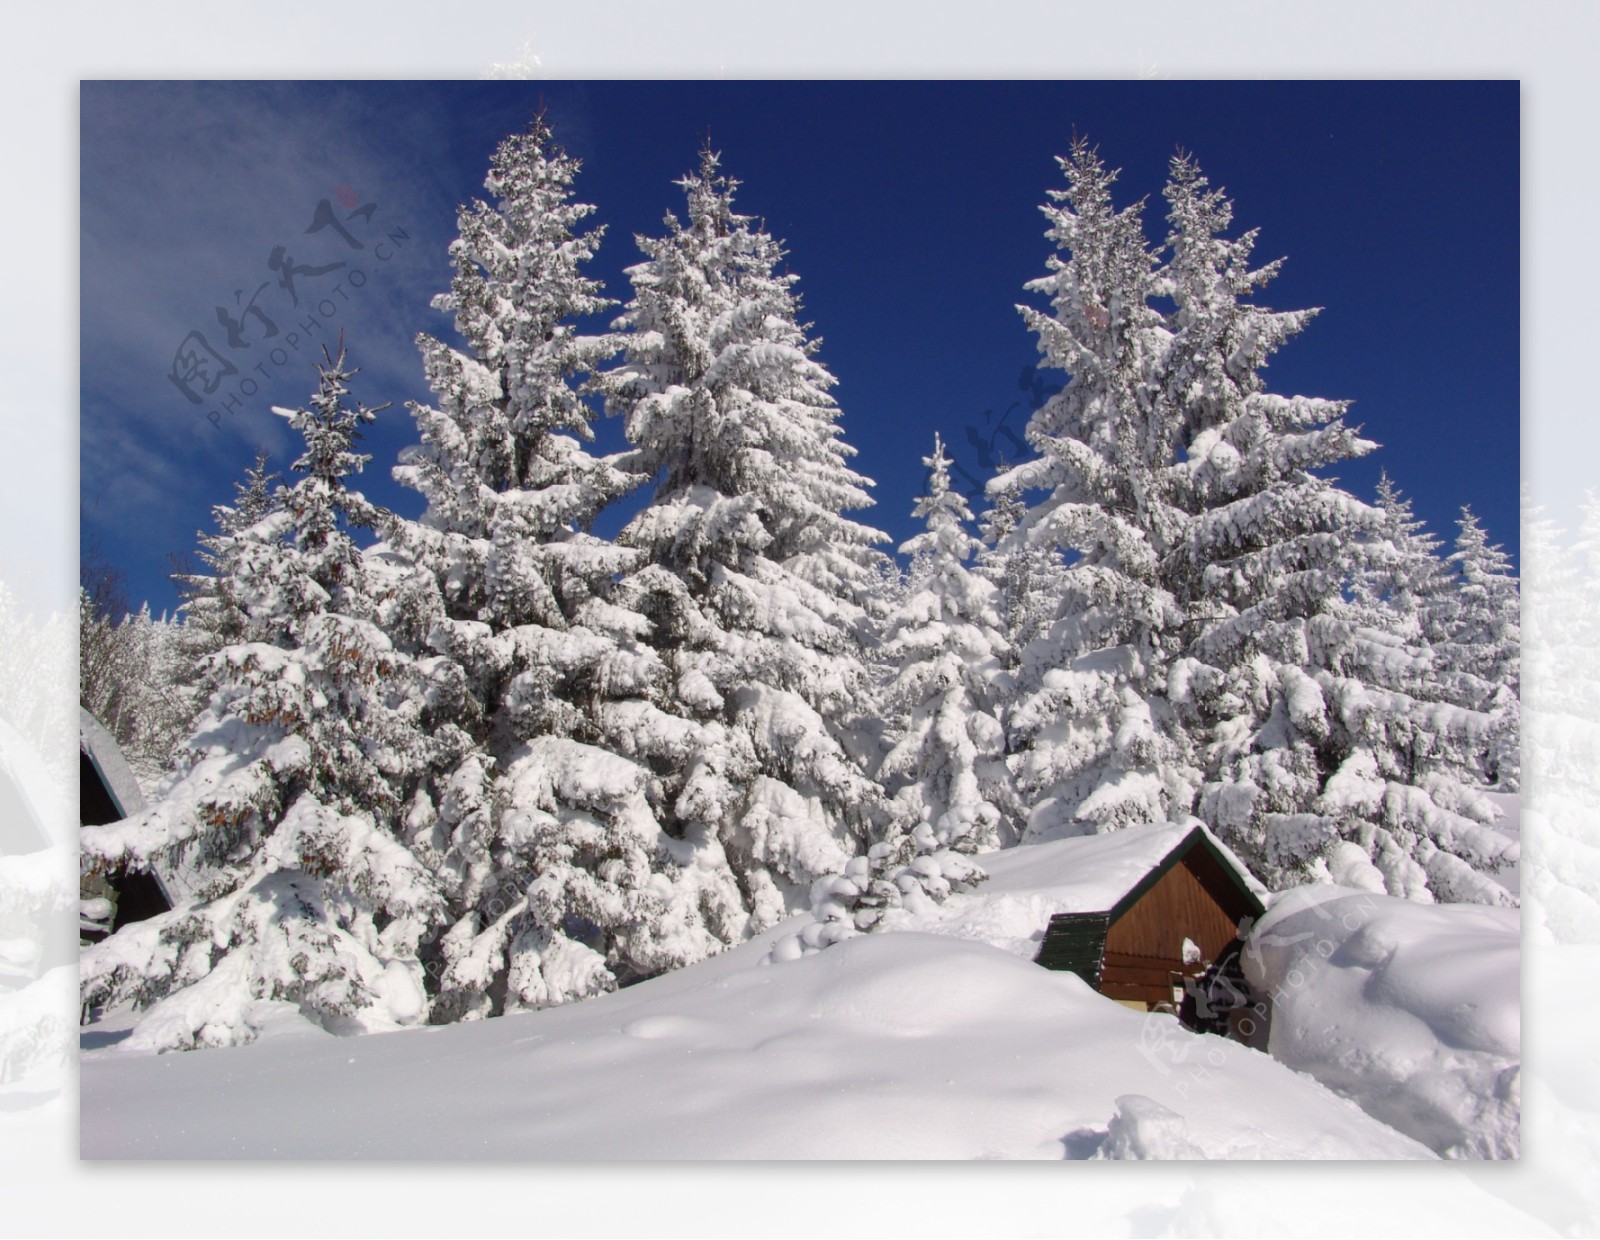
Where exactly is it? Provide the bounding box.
[79,119,1522,1053]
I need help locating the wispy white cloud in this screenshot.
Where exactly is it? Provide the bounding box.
[80,82,478,607]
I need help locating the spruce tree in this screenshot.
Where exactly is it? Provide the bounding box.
[1431,507,1520,787]
[603,144,892,934]
[993,142,1514,903]
[990,138,1199,842]
[80,348,448,1051]
[384,116,739,1019]
[879,434,1014,852]
[976,490,1062,684]
[1362,474,1448,644]
[1157,153,1513,902]
[174,451,281,657]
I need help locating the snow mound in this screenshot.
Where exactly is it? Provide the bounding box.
[1243,884,1519,1158]
[81,928,1431,1159]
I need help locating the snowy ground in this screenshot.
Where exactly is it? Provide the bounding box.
[82,927,1432,1160]
[81,830,1440,1161]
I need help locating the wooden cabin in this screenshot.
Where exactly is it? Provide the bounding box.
[79,708,172,942]
[1033,825,1269,1042]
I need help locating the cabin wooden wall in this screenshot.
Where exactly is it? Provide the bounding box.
[1098,855,1252,1006]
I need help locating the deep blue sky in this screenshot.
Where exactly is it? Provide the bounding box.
[81,80,1519,619]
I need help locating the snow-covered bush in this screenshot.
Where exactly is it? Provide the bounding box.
[769,823,986,961]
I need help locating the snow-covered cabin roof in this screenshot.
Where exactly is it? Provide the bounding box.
[79,708,146,823]
[976,821,1269,916]
[983,823,1270,1007]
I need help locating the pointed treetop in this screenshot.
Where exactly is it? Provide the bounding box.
[675,140,741,240]
[903,432,978,562]
[274,342,384,489]
[1449,505,1515,580]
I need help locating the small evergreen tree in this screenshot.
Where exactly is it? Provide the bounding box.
[879,434,1014,853]
[173,451,282,664]
[1436,508,1519,695]
[1359,474,1448,643]
[772,821,987,961]
[80,348,449,1051]
[977,491,1062,679]
[1431,507,1520,788]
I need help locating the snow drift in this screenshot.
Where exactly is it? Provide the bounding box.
[1243,883,1519,1158]
[82,915,1432,1159]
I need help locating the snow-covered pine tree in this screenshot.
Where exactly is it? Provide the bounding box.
[163,452,283,736]
[80,348,448,1051]
[602,143,892,934]
[1360,473,1449,646]
[384,115,738,1021]
[879,433,1014,853]
[174,451,281,656]
[84,455,288,794]
[1157,153,1514,903]
[989,137,1199,842]
[1436,507,1519,697]
[1431,506,1520,787]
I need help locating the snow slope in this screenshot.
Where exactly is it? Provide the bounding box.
[82,910,1429,1160]
[1243,884,1519,1158]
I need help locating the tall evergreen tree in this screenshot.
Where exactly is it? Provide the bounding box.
[382,115,737,1020]
[991,142,1514,903]
[602,144,892,933]
[989,138,1199,842]
[80,348,449,1051]
[1157,153,1513,902]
